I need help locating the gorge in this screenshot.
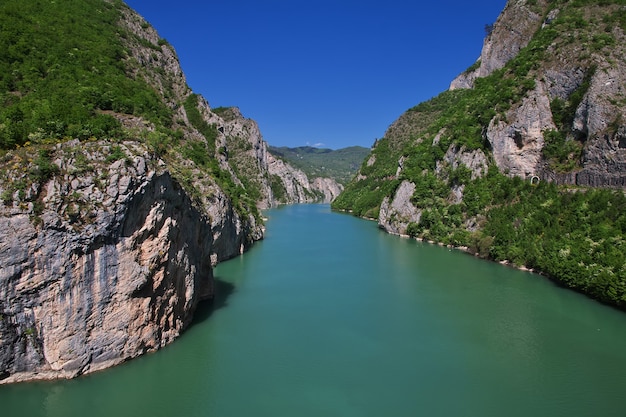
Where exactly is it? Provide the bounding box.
[1,0,626,391]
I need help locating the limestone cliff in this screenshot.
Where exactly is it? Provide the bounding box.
[266,152,343,204]
[0,143,223,383]
[451,0,626,187]
[265,145,369,204]
[206,106,339,207]
[450,0,548,89]
[311,177,344,203]
[0,0,316,383]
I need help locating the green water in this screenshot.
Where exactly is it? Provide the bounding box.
[2,204,626,416]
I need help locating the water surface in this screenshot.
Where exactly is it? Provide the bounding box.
[2,204,626,416]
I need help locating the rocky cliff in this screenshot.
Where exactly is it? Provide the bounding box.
[207,106,338,207]
[340,0,626,236]
[266,152,343,204]
[451,0,626,187]
[0,133,266,384]
[1,144,220,382]
[0,0,322,383]
[333,0,626,308]
[266,146,369,202]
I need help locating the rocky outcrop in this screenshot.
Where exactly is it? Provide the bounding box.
[486,81,555,178]
[561,65,626,187]
[266,153,322,203]
[375,0,626,237]
[378,181,421,235]
[0,140,257,383]
[485,59,626,184]
[118,1,334,207]
[452,0,552,177]
[310,177,343,203]
[450,0,548,90]
[118,3,189,109]
[380,145,488,234]
[452,0,626,187]
[435,144,489,180]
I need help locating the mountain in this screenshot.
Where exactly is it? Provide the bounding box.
[333,0,626,309]
[266,145,369,203]
[0,0,324,383]
[268,146,370,186]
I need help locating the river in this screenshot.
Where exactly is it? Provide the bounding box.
[2,204,626,416]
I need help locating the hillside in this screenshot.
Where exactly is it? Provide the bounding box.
[0,0,328,383]
[333,0,626,309]
[268,146,369,186]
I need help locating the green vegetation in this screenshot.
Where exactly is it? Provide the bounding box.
[542,66,595,171]
[333,0,626,309]
[0,0,262,227]
[471,174,626,307]
[178,96,260,221]
[268,146,369,185]
[269,174,287,203]
[0,0,174,149]
[332,138,401,218]
[31,149,60,183]
[183,95,218,151]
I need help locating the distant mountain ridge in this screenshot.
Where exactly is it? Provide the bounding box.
[268,145,369,185]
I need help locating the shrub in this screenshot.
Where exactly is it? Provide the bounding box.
[105,145,126,163]
[31,149,59,183]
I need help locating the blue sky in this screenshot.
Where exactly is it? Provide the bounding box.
[124,1,506,149]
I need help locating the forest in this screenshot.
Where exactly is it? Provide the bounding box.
[0,0,171,150]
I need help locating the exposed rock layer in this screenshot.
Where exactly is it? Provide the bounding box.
[451,0,626,187]
[0,146,226,383]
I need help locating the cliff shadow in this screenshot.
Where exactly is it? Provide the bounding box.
[188,278,236,328]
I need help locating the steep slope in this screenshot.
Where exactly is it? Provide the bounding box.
[269,146,370,185]
[333,0,626,309]
[267,146,369,203]
[0,0,310,383]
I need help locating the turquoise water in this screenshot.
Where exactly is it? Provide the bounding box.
[2,204,626,416]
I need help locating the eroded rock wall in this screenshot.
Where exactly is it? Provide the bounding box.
[450,0,548,90]
[0,144,228,383]
[452,0,626,187]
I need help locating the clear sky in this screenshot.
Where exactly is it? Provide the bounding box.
[124,1,506,149]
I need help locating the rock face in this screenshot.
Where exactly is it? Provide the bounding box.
[0,143,240,383]
[559,66,626,187]
[451,0,626,186]
[310,177,343,203]
[265,152,344,204]
[266,153,322,203]
[204,106,342,207]
[484,55,626,185]
[380,146,489,236]
[370,0,626,236]
[378,181,421,235]
[450,0,547,90]
[486,81,555,178]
